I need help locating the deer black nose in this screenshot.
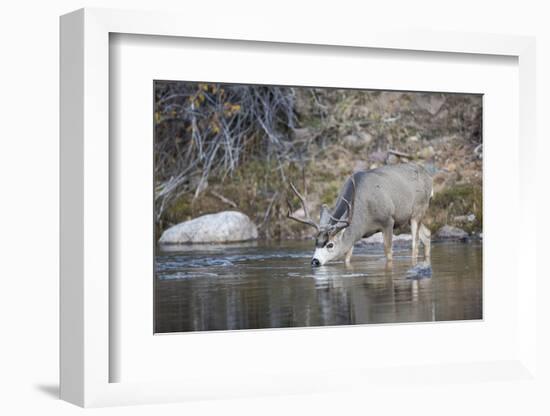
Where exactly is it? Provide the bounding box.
[311,258,321,267]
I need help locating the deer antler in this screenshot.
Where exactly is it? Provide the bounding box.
[287,175,356,235]
[286,181,320,232]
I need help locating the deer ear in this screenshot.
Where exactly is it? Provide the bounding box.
[328,225,346,238]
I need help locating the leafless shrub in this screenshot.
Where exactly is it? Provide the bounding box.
[154,81,303,222]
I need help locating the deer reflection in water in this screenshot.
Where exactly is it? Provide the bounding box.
[309,259,435,327]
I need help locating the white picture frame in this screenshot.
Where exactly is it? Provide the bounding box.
[60,7,538,408]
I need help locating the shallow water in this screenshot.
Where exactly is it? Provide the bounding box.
[155,240,482,333]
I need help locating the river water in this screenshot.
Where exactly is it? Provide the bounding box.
[155,240,482,333]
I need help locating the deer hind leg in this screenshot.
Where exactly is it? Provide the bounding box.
[382,219,394,263]
[411,219,419,264]
[419,223,431,259]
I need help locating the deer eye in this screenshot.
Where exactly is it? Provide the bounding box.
[326,242,334,249]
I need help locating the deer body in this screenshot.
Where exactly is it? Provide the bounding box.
[288,163,433,266]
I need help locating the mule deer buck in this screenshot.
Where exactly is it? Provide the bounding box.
[287,163,433,266]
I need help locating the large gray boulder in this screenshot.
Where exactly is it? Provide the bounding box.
[159,211,258,244]
[435,225,468,240]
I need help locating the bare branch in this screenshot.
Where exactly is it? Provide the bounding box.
[210,190,237,208]
[388,148,412,158]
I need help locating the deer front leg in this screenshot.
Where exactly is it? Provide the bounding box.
[344,247,354,265]
[419,223,431,259]
[411,219,419,264]
[382,220,394,262]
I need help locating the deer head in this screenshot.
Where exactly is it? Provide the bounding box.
[287,176,356,266]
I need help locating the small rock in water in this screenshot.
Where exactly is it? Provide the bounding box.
[406,262,432,279]
[435,225,469,241]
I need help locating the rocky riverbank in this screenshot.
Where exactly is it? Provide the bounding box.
[158,209,478,245]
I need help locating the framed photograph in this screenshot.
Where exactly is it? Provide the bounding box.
[60,8,538,407]
[152,80,483,334]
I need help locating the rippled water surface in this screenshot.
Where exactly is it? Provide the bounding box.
[155,241,482,333]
